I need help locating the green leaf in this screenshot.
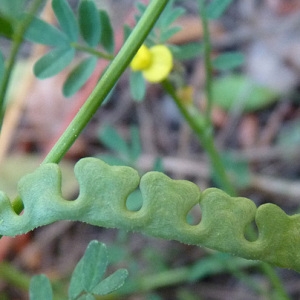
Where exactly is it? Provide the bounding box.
[69,260,84,299]
[99,125,129,158]
[160,26,182,43]
[159,7,185,28]
[69,241,108,298]
[99,10,114,54]
[135,2,147,15]
[212,52,245,71]
[0,13,14,39]
[52,0,79,42]
[152,157,164,172]
[126,189,143,211]
[91,269,128,295]
[212,75,278,112]
[155,0,174,28]
[78,0,101,47]
[29,275,53,300]
[24,15,69,46]
[63,56,97,97]
[34,46,75,79]
[0,0,24,20]
[2,157,300,271]
[80,241,108,292]
[213,152,251,189]
[123,24,132,43]
[136,0,184,44]
[173,42,204,61]
[129,126,141,162]
[130,71,146,101]
[99,125,141,167]
[206,0,234,19]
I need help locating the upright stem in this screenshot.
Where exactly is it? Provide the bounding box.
[199,1,213,122]
[162,80,235,195]
[0,0,45,129]
[70,42,114,60]
[198,1,289,298]
[43,0,169,164]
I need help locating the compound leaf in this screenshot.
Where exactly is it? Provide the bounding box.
[69,260,84,299]
[159,6,185,29]
[212,52,245,71]
[34,46,75,79]
[24,15,69,46]
[99,10,114,54]
[206,0,234,19]
[52,0,79,42]
[80,241,108,292]
[29,275,53,300]
[99,125,129,158]
[212,74,278,112]
[78,0,101,47]
[92,268,128,295]
[160,26,182,43]
[173,42,204,61]
[69,241,107,297]
[63,56,97,97]
[129,71,146,101]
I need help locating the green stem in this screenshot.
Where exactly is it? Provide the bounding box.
[0,0,45,130]
[0,261,31,291]
[198,0,213,121]
[43,0,169,165]
[128,267,190,293]
[162,79,291,300]
[0,261,70,300]
[70,42,114,60]
[11,0,170,211]
[259,263,290,300]
[194,2,289,298]
[162,79,235,195]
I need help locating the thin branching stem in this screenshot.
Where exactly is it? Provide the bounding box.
[70,42,114,60]
[11,0,170,213]
[0,0,45,130]
[198,0,213,121]
[161,79,235,195]
[196,1,290,298]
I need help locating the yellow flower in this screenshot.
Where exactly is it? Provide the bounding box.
[130,44,173,83]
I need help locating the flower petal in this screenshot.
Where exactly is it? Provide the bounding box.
[130,44,152,71]
[143,45,173,83]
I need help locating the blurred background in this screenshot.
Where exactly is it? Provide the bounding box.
[1,0,300,298]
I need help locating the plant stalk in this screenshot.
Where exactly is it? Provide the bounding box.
[70,42,114,60]
[0,0,45,129]
[161,79,235,195]
[11,0,170,212]
[198,0,213,121]
[42,0,169,165]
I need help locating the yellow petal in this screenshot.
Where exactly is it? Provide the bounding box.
[142,45,173,83]
[130,44,152,71]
